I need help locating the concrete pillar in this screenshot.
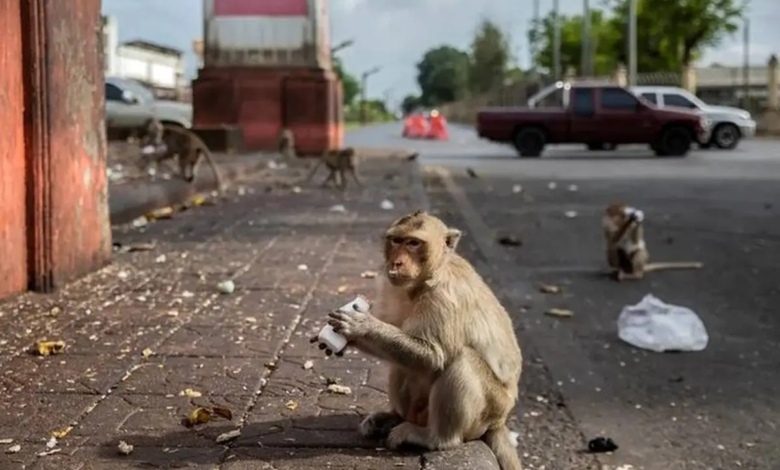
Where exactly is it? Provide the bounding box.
[0,0,111,299]
[681,65,697,94]
[613,63,628,86]
[767,54,778,110]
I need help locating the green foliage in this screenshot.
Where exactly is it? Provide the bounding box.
[401,94,422,115]
[530,9,620,77]
[468,19,513,93]
[416,46,471,106]
[333,57,361,107]
[344,99,394,123]
[530,0,746,75]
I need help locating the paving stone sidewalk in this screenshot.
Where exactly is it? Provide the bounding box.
[0,156,447,470]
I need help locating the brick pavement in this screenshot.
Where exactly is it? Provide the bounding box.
[0,156,434,470]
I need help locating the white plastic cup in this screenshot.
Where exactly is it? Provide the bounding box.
[317,295,370,353]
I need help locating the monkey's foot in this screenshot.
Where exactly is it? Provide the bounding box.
[358,411,404,439]
[386,422,429,450]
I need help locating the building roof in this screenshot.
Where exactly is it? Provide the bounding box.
[121,39,183,57]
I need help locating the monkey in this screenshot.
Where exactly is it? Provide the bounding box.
[304,147,362,190]
[603,202,703,281]
[278,128,297,161]
[309,210,523,470]
[138,118,226,194]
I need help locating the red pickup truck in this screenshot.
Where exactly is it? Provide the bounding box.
[476,82,710,157]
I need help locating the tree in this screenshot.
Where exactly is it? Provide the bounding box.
[333,57,361,107]
[606,0,745,68]
[400,94,422,115]
[529,9,620,78]
[468,19,512,94]
[416,46,471,106]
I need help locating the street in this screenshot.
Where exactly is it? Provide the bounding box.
[348,124,780,469]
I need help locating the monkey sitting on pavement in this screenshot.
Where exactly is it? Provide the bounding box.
[278,128,297,161]
[603,202,703,281]
[304,147,362,190]
[310,210,524,470]
[138,117,226,194]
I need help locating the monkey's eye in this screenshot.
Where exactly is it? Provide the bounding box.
[388,236,403,246]
[405,239,422,249]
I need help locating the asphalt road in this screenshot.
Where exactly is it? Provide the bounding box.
[348,123,780,470]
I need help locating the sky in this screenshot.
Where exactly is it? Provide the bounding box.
[102,0,778,107]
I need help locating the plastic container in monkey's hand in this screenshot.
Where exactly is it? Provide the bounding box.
[310,295,371,356]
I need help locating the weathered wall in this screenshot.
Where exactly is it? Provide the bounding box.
[22,0,112,292]
[0,2,29,298]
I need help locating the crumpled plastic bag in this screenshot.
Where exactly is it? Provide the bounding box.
[617,294,708,353]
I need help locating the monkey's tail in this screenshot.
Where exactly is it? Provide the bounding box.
[482,425,523,470]
[644,261,703,272]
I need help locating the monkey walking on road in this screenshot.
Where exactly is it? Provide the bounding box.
[602,202,703,281]
[310,210,524,470]
[278,128,297,161]
[304,147,363,190]
[138,118,226,194]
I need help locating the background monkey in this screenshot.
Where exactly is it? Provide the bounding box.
[311,210,523,470]
[304,147,362,190]
[278,128,296,160]
[603,202,703,281]
[139,118,225,193]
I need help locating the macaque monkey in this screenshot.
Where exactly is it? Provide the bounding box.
[603,202,703,281]
[278,128,296,160]
[304,147,362,190]
[310,210,523,470]
[139,118,225,193]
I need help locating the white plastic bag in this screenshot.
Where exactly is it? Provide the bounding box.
[617,294,708,352]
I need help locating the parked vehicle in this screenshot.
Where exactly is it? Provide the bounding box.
[476,82,710,158]
[105,76,192,140]
[630,86,755,150]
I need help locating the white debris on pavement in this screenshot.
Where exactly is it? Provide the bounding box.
[547,182,557,190]
[217,280,235,294]
[617,294,708,352]
[216,429,242,443]
[380,199,395,210]
[329,204,347,213]
[512,184,523,193]
[117,441,134,455]
[564,210,577,218]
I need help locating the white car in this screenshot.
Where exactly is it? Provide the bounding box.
[630,86,756,150]
[105,76,192,140]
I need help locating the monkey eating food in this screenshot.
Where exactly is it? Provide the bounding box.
[303,147,362,190]
[603,202,703,281]
[309,210,524,470]
[138,118,225,193]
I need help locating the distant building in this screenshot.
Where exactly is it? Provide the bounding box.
[100,15,188,101]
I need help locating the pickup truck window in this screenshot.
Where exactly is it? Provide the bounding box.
[572,88,595,116]
[662,93,699,109]
[105,83,124,102]
[640,92,657,104]
[601,88,639,110]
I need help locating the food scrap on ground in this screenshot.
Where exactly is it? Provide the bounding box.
[34,340,66,357]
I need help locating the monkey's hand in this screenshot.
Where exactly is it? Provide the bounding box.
[327,309,376,341]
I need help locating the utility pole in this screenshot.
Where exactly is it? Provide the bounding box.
[553,0,561,80]
[582,0,591,77]
[530,0,540,78]
[627,0,637,86]
[742,18,750,108]
[360,66,381,125]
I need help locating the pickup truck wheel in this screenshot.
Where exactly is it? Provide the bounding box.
[658,126,692,157]
[514,128,546,157]
[712,123,741,150]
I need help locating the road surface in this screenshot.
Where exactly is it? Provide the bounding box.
[349,123,780,470]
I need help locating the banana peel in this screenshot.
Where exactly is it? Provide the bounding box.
[184,406,233,427]
[35,340,66,356]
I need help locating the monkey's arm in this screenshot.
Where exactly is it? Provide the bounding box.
[327,310,445,373]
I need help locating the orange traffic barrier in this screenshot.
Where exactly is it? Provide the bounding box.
[403,113,428,138]
[427,112,449,140]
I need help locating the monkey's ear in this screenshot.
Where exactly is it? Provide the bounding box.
[445,228,462,250]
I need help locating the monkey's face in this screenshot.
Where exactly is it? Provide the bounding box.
[383,235,426,286]
[603,204,627,232]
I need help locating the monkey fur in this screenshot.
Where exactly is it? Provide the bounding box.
[603,202,703,281]
[278,128,297,160]
[311,210,523,470]
[139,118,225,193]
[304,147,363,190]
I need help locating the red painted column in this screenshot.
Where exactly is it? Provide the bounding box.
[21,0,111,293]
